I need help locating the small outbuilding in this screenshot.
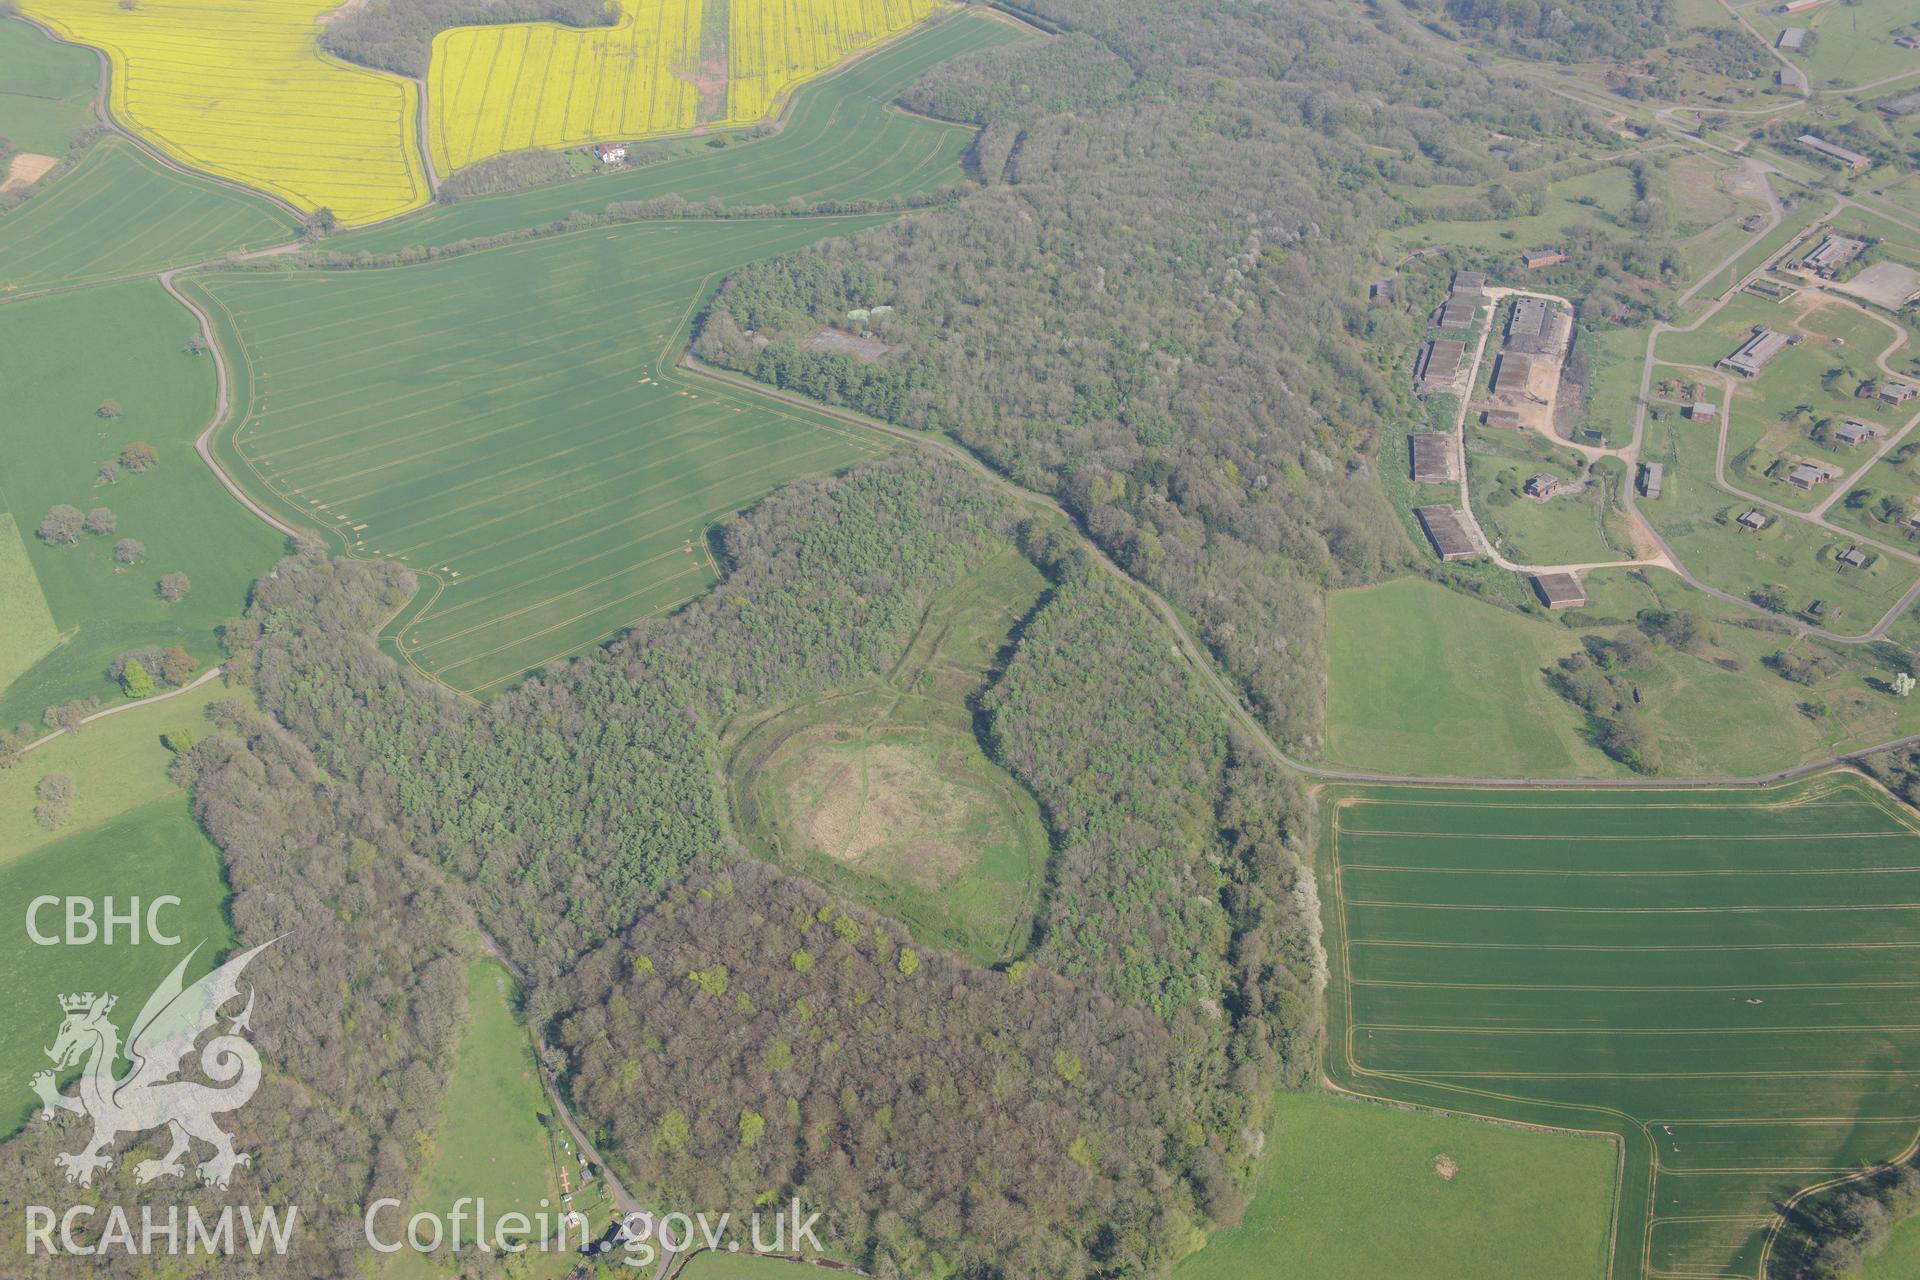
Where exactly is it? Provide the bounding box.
[1738,508,1769,531]
[1880,381,1920,406]
[1522,249,1570,269]
[1524,473,1561,499]
[594,142,629,164]
[1787,462,1835,489]
[1640,462,1663,500]
[1838,545,1870,569]
[1688,401,1718,422]
[1833,420,1879,447]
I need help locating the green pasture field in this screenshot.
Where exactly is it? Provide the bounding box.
[1465,423,1624,565]
[0,796,232,1137]
[1667,157,1772,282]
[1854,1212,1920,1277]
[1320,771,1920,1280]
[0,513,60,693]
[1753,0,1920,90]
[1385,164,1637,257]
[730,548,1049,965]
[1172,1090,1616,1280]
[388,959,561,1280]
[1662,155,1743,239]
[1572,570,1920,769]
[0,16,95,155]
[1637,395,1919,633]
[330,10,1030,257]
[192,217,895,696]
[1656,295,1905,410]
[1325,574,1920,778]
[1881,174,1920,223]
[0,280,282,729]
[1580,323,1653,451]
[0,674,230,864]
[0,135,296,296]
[1323,578,1614,777]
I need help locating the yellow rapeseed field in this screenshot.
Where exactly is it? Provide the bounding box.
[426,0,703,175]
[21,0,428,226]
[725,0,937,124]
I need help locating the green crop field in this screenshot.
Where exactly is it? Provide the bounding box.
[193,217,894,696]
[0,279,283,729]
[0,674,231,864]
[0,135,297,296]
[1172,1090,1617,1280]
[328,10,1029,257]
[0,16,96,155]
[389,959,562,1279]
[0,796,232,1137]
[1320,772,1920,1280]
[731,548,1049,964]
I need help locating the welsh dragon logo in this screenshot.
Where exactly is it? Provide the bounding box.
[28,939,275,1189]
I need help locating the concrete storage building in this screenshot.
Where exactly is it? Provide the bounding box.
[1414,506,1478,561]
[1531,573,1587,609]
[1411,432,1456,483]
